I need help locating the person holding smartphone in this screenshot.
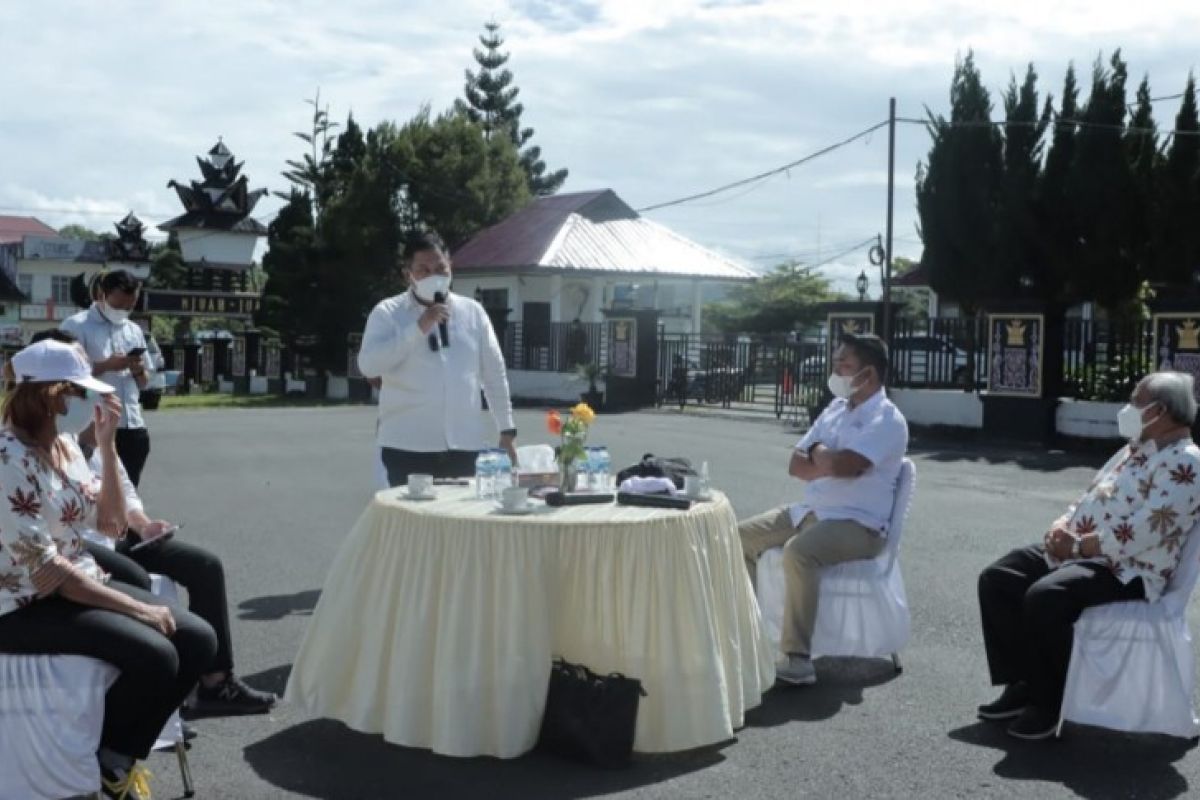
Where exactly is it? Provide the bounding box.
[62,269,156,486]
[31,329,277,719]
[0,338,217,800]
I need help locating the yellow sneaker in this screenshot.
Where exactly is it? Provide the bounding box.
[101,761,153,800]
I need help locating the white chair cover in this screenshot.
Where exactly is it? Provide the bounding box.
[1060,521,1200,738]
[756,459,916,660]
[0,654,118,800]
[0,575,186,799]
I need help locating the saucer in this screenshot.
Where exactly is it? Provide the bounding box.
[496,503,534,516]
[404,490,437,501]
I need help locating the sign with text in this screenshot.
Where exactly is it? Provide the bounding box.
[232,337,246,377]
[143,290,261,317]
[986,313,1044,398]
[201,343,215,382]
[608,318,637,378]
[22,236,108,263]
[263,342,281,379]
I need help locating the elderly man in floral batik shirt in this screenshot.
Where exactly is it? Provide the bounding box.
[976,371,1200,741]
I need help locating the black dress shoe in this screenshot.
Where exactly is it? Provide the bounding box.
[1006,705,1060,740]
[977,682,1030,720]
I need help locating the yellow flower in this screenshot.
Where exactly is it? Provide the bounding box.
[570,402,596,425]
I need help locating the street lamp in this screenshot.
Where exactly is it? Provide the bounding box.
[856,270,869,302]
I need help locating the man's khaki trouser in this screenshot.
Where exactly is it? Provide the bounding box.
[740,508,884,657]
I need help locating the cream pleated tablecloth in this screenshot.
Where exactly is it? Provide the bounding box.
[285,484,776,758]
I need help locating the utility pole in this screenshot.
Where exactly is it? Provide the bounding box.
[883,97,896,344]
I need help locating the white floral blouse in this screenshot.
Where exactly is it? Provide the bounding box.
[1058,438,1200,601]
[0,430,106,617]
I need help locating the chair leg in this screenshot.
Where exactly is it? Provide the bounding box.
[177,736,195,798]
[891,652,902,674]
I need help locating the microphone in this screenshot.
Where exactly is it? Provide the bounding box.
[434,291,450,348]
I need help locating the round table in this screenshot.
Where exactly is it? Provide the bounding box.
[285,485,776,758]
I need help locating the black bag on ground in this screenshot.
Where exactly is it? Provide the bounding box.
[615,453,696,490]
[537,658,647,768]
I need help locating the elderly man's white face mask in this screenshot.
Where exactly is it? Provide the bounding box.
[1117,402,1162,440]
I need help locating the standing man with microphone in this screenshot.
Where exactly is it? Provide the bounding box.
[358,231,518,488]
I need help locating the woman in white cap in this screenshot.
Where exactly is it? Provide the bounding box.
[0,339,217,800]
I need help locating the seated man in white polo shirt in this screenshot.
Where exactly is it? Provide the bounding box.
[740,332,909,685]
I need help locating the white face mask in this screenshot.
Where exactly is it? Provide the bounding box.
[827,368,868,400]
[412,274,451,303]
[1117,403,1162,440]
[101,302,130,324]
[59,392,98,436]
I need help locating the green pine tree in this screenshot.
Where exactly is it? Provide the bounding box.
[915,52,1004,316]
[1036,64,1080,304]
[1125,76,1161,283]
[1154,74,1200,287]
[1066,51,1140,316]
[455,22,568,196]
[996,65,1051,298]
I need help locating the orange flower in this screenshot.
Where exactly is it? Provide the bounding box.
[546,410,563,435]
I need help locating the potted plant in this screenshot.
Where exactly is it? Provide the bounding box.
[575,361,605,409]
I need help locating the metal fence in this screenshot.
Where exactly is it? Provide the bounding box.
[500,321,604,373]
[1061,319,1154,402]
[652,315,1161,416]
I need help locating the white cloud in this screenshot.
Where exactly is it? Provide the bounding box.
[1,0,1197,280]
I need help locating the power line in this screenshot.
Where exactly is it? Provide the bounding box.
[748,236,881,262]
[898,115,1200,137]
[769,236,878,271]
[636,120,888,213]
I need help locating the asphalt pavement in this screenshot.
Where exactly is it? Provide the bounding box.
[126,405,1198,800]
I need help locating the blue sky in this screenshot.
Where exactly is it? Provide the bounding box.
[3,0,1199,294]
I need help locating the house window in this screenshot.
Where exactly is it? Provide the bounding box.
[17,274,32,300]
[479,289,508,309]
[51,276,73,305]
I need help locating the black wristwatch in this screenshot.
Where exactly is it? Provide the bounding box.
[500,428,518,437]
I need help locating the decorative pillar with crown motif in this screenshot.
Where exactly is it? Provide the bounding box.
[1153,314,1200,402]
[986,314,1044,397]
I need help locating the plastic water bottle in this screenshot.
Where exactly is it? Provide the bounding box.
[580,447,596,491]
[594,446,612,490]
[475,450,496,499]
[495,449,514,493]
[700,460,711,495]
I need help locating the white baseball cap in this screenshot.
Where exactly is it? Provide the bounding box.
[11,340,115,394]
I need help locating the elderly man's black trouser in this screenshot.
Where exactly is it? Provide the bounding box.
[978,545,1145,711]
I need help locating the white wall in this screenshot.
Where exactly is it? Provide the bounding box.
[1056,399,1121,440]
[178,229,257,266]
[890,390,1124,441]
[890,388,984,429]
[509,369,604,402]
[454,272,728,333]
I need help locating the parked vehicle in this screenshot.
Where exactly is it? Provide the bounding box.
[890,334,977,386]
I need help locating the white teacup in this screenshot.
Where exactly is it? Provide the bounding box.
[501,486,530,511]
[684,476,707,498]
[408,474,434,497]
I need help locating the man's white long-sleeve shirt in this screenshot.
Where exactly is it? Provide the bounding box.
[358,290,515,453]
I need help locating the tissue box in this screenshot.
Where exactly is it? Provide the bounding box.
[518,471,560,489]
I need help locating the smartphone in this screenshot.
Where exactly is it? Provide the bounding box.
[129,523,182,552]
[126,347,147,358]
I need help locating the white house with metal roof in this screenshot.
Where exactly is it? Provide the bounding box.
[452,189,757,336]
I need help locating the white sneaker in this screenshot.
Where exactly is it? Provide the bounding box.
[776,655,816,685]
